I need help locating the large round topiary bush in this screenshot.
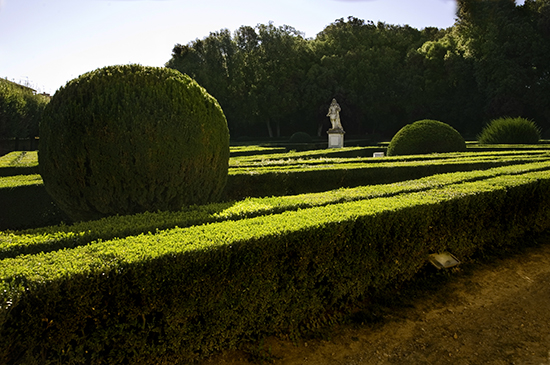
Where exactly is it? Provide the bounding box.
[477,117,541,144]
[39,64,230,221]
[387,119,466,156]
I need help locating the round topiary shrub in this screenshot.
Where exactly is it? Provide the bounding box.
[39,64,230,222]
[289,132,312,144]
[387,119,466,156]
[477,117,541,144]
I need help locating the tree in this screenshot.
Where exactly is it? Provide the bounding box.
[456,0,549,126]
[166,8,550,140]
[522,0,550,132]
[252,23,311,137]
[166,29,239,132]
[0,79,48,140]
[167,23,312,138]
[309,17,428,137]
[406,29,484,137]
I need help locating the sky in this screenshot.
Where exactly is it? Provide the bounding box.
[0,0,463,95]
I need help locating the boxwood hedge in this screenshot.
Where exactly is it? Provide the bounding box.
[1,169,550,364]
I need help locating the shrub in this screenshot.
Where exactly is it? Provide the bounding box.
[289,132,312,143]
[39,65,230,222]
[387,119,466,156]
[478,117,541,144]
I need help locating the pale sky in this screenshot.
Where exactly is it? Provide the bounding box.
[0,0,463,95]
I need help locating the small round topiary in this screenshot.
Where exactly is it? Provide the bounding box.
[289,132,312,144]
[387,119,466,156]
[477,117,540,144]
[39,64,230,222]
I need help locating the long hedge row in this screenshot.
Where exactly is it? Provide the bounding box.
[0,151,38,177]
[1,168,550,364]
[5,150,548,230]
[231,151,550,169]
[3,160,550,260]
[230,149,549,166]
[224,152,550,200]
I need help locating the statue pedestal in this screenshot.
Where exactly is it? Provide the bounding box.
[327,128,345,148]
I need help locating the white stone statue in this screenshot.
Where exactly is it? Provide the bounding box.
[327,98,344,131]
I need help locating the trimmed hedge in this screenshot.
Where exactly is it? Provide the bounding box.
[3,151,550,230]
[8,145,550,170]
[224,153,550,200]
[468,144,549,151]
[4,160,550,259]
[1,169,550,363]
[387,119,466,156]
[230,148,550,168]
[230,150,550,169]
[40,65,230,222]
[229,146,286,157]
[231,146,382,162]
[0,151,38,177]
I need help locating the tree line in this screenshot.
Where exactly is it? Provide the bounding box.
[0,78,49,141]
[165,0,550,140]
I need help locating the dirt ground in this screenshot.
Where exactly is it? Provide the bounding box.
[200,236,550,365]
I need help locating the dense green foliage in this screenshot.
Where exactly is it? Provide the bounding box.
[386,120,466,156]
[478,117,541,144]
[226,153,547,199]
[166,1,550,139]
[0,79,49,139]
[3,159,550,260]
[3,148,549,231]
[3,145,550,363]
[2,167,550,364]
[4,148,550,229]
[39,65,230,222]
[456,0,550,124]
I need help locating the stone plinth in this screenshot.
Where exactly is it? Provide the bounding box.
[327,128,345,148]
